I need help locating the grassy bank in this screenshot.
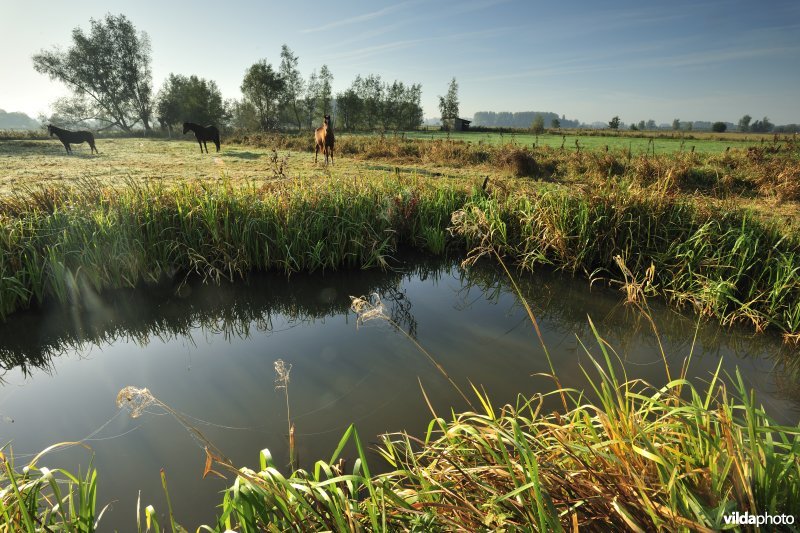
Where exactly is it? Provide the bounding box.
[0,176,467,318]
[1,159,799,338]
[453,186,800,339]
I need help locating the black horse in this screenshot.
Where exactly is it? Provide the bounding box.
[183,122,220,153]
[47,125,98,154]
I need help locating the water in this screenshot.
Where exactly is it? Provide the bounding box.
[0,257,797,530]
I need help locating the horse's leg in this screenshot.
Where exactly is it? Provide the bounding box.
[315,143,319,163]
[331,144,334,165]
[203,140,208,154]
[64,142,71,154]
[197,139,203,153]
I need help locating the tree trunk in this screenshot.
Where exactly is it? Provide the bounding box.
[292,101,302,131]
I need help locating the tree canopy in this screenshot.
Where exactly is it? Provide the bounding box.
[278,45,304,130]
[241,59,286,131]
[711,121,727,133]
[749,116,773,133]
[335,75,422,132]
[531,114,545,134]
[156,74,226,131]
[439,78,459,127]
[32,14,154,132]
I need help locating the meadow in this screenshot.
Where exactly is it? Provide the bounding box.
[401,128,786,154]
[2,133,799,329]
[1,131,800,529]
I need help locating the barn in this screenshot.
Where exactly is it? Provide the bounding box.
[443,117,471,131]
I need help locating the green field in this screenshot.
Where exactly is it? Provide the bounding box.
[0,137,486,195]
[398,129,782,154]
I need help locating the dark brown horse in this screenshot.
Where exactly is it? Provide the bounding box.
[183,122,220,153]
[47,125,98,154]
[314,115,335,165]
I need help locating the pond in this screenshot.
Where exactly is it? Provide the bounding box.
[0,256,797,529]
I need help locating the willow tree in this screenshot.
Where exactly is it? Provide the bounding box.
[279,45,304,130]
[241,59,286,131]
[32,14,154,133]
[156,74,226,134]
[438,77,459,128]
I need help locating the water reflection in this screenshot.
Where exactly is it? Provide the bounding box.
[0,256,797,529]
[1,257,797,397]
[1,259,793,372]
[0,263,426,376]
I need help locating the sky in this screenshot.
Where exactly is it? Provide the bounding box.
[1,0,799,125]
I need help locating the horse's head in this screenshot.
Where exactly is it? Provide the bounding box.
[182,122,190,134]
[323,115,331,127]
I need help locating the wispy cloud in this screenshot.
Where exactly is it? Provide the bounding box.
[323,25,519,64]
[645,46,799,69]
[470,43,799,83]
[300,1,423,33]
[323,37,433,63]
[322,20,412,50]
[445,0,514,16]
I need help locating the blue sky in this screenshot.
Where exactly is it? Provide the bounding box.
[1,0,798,125]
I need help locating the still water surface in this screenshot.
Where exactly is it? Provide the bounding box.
[0,257,797,529]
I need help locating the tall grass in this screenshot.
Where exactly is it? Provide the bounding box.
[133,300,800,531]
[226,131,799,193]
[450,183,800,339]
[2,162,800,338]
[0,444,106,531]
[0,177,468,318]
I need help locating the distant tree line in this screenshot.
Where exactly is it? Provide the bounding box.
[472,111,579,129]
[738,115,776,133]
[0,109,40,130]
[32,14,424,134]
[336,75,423,132]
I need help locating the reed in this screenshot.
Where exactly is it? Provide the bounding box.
[0,443,106,531]
[133,305,800,531]
[450,183,800,338]
[2,160,800,338]
[273,359,295,469]
[0,177,469,318]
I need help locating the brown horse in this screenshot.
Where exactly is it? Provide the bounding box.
[314,115,335,165]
